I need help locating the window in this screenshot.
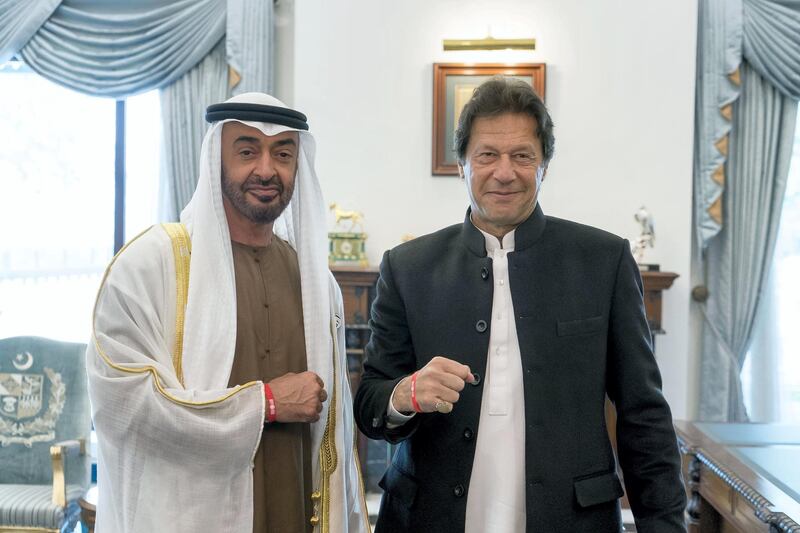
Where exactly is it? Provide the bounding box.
[0,60,160,343]
[742,113,800,423]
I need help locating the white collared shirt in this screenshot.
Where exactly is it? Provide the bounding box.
[385,225,527,531]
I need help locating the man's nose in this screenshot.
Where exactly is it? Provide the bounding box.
[492,154,514,183]
[255,153,277,178]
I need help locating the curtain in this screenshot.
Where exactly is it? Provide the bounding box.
[0,0,60,64]
[15,0,226,98]
[743,0,800,100]
[698,61,797,421]
[693,0,743,251]
[226,0,274,95]
[160,40,229,220]
[694,0,800,421]
[1,0,272,99]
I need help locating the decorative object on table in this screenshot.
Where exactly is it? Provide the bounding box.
[328,203,368,266]
[631,205,656,267]
[432,63,546,175]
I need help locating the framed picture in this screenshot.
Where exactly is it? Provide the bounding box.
[432,63,546,175]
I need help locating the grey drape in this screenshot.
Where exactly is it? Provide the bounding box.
[12,0,226,98]
[693,0,742,250]
[694,0,800,421]
[0,0,60,64]
[160,40,229,220]
[226,0,274,95]
[694,0,800,251]
[0,0,272,99]
[743,0,800,100]
[698,62,797,421]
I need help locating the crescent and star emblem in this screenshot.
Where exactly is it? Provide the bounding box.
[12,351,34,371]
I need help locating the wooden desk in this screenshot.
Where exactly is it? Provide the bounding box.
[674,421,800,532]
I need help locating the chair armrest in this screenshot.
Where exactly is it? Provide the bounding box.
[50,439,86,507]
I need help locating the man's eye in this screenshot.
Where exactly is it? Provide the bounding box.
[240,150,254,157]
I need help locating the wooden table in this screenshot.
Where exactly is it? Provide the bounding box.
[674,421,800,532]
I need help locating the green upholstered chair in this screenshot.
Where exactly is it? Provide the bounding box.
[0,337,91,533]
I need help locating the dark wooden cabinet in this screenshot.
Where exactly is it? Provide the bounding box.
[641,270,679,336]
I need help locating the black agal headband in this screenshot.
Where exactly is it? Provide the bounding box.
[205,102,309,131]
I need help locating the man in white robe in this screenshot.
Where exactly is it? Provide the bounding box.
[87,93,369,533]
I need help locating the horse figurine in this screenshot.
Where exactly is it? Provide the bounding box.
[329,203,365,233]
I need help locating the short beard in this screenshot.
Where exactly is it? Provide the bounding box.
[221,169,295,225]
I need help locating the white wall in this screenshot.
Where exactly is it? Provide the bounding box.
[289,0,698,418]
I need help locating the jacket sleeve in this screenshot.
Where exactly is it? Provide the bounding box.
[606,241,687,533]
[353,249,423,443]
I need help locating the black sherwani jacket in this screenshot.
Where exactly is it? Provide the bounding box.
[353,205,686,533]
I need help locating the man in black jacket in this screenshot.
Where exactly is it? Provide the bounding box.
[353,78,686,532]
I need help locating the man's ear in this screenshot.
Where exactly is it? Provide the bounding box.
[457,161,465,180]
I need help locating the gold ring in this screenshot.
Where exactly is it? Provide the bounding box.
[434,400,453,414]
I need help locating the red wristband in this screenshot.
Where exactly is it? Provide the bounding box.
[264,383,277,423]
[410,372,423,413]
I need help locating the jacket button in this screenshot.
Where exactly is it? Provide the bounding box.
[453,484,465,498]
[475,320,487,333]
[470,372,482,386]
[463,428,474,441]
[481,267,489,280]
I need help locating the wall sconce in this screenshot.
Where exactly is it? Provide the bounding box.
[442,36,536,51]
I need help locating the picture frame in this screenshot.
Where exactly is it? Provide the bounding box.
[432,63,546,175]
